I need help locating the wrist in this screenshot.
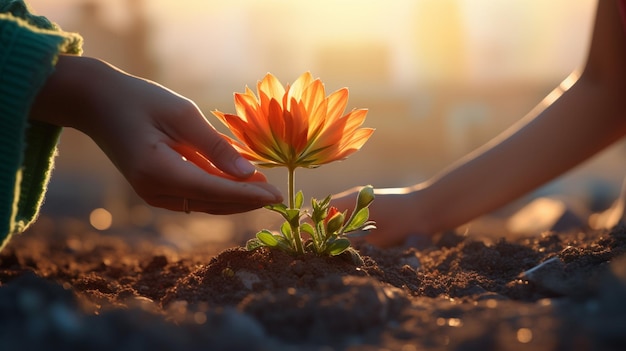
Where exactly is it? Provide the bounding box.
[29,55,110,130]
[406,182,440,235]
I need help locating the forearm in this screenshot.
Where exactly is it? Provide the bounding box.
[419,73,626,233]
[414,0,626,234]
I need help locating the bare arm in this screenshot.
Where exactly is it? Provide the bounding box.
[420,0,626,234]
[335,0,626,246]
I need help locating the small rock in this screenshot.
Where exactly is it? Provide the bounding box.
[236,270,261,290]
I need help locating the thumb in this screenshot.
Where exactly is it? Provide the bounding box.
[201,131,257,178]
[172,107,256,179]
[174,144,262,181]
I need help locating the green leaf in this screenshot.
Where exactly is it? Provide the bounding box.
[266,203,287,212]
[344,208,369,232]
[326,238,351,256]
[275,236,295,252]
[310,205,325,223]
[300,222,315,237]
[286,208,301,223]
[300,222,320,244]
[319,194,332,208]
[355,185,375,211]
[246,238,265,251]
[310,197,320,211]
[266,203,289,219]
[295,190,304,209]
[256,230,279,247]
[280,221,293,241]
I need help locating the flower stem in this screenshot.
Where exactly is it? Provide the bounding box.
[288,167,304,254]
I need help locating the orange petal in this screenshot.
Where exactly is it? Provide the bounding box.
[235,93,278,148]
[220,114,252,143]
[306,97,328,142]
[234,92,259,122]
[326,88,349,123]
[287,72,314,103]
[332,128,375,160]
[257,73,285,101]
[244,86,257,100]
[211,109,228,126]
[221,113,273,157]
[288,98,312,154]
[214,133,270,164]
[341,108,369,135]
[310,112,349,150]
[267,98,286,142]
[301,78,325,115]
[233,133,280,165]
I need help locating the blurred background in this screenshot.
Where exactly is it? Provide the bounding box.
[25,0,626,247]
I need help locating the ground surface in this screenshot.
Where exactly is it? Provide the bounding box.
[2,219,626,351]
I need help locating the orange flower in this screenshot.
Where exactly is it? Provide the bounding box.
[212,72,374,169]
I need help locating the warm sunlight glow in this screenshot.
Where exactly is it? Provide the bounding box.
[29,0,595,88]
[89,208,113,230]
[25,0,611,234]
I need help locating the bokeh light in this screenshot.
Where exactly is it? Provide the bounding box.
[517,327,533,343]
[89,208,113,230]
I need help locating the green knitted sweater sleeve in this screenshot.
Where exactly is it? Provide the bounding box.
[0,1,83,250]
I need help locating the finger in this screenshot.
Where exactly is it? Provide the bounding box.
[138,143,282,206]
[150,196,272,215]
[169,105,256,178]
[173,144,267,182]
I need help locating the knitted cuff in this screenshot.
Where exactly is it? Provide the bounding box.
[0,14,67,247]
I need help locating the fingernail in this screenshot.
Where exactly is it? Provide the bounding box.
[235,157,256,176]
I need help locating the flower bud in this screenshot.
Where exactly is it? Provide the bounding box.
[356,185,375,211]
[325,207,345,234]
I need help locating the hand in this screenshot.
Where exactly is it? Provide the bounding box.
[332,185,427,247]
[31,55,283,214]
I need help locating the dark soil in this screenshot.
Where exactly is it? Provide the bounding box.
[2,218,626,351]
